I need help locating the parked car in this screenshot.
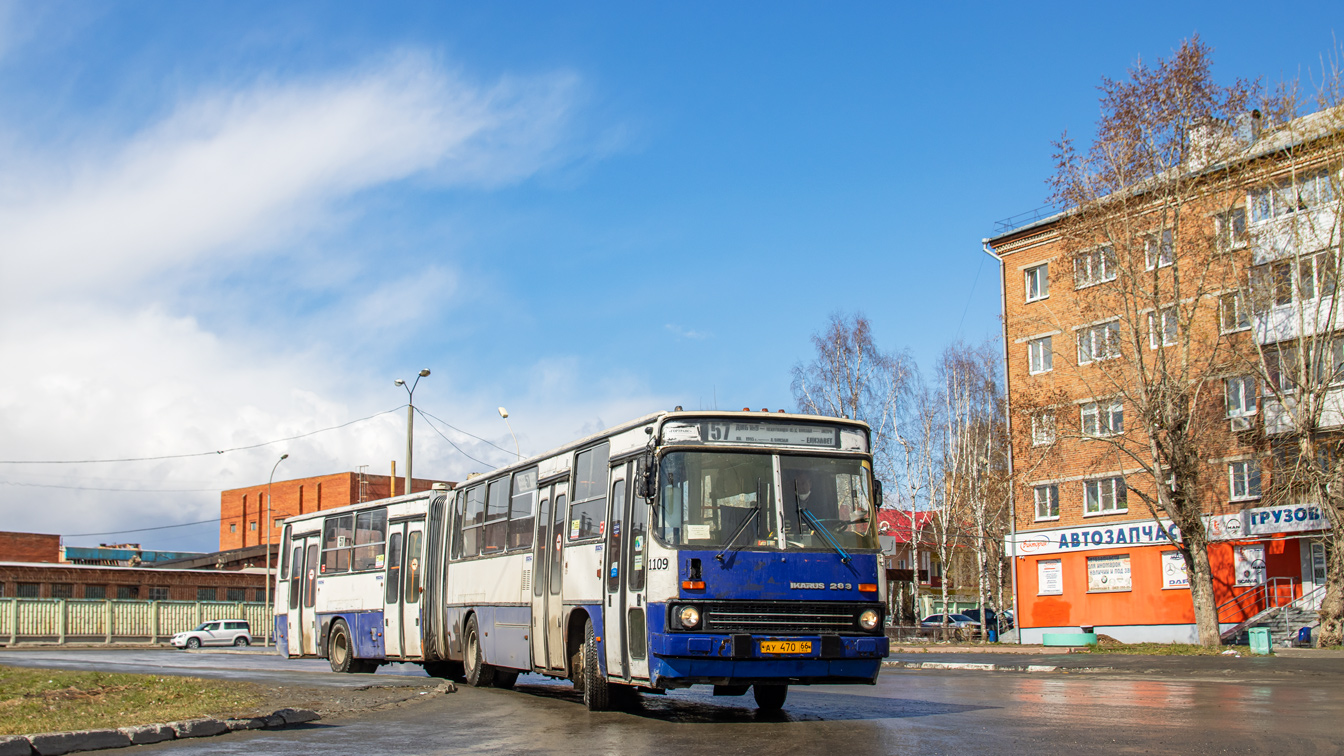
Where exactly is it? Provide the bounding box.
[920,613,981,628]
[171,620,252,649]
[962,608,1013,631]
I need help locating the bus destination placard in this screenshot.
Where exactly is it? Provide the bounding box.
[663,421,839,448]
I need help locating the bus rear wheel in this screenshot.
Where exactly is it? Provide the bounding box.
[463,615,496,687]
[753,684,788,711]
[581,617,611,711]
[328,620,365,674]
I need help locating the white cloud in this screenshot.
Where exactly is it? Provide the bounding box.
[665,323,711,340]
[0,52,622,550]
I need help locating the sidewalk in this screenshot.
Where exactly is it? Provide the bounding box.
[884,644,1344,678]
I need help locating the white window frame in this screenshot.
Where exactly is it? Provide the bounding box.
[1226,375,1257,418]
[1033,484,1060,521]
[1028,336,1053,375]
[1077,321,1120,364]
[1228,460,1262,501]
[1145,229,1173,270]
[1084,477,1127,515]
[1080,399,1123,437]
[1074,246,1117,289]
[1025,263,1049,302]
[1219,291,1250,333]
[1148,306,1178,348]
[1251,169,1335,224]
[1031,412,1056,446]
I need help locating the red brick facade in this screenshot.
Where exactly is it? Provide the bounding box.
[219,472,451,552]
[0,532,61,564]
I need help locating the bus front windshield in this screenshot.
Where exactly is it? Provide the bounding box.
[654,451,878,552]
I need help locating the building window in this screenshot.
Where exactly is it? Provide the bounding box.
[1077,322,1120,364]
[1251,252,1338,310]
[148,587,169,601]
[17,583,39,598]
[1217,207,1247,250]
[1081,399,1123,437]
[1145,229,1173,270]
[1084,477,1127,515]
[83,585,106,600]
[1229,460,1262,501]
[1034,484,1060,520]
[1028,336,1053,374]
[1025,264,1049,302]
[1226,376,1258,419]
[229,523,237,533]
[197,587,217,602]
[1251,169,1334,223]
[249,521,257,531]
[255,589,266,602]
[117,585,137,600]
[1074,246,1116,288]
[226,588,245,602]
[50,583,73,599]
[1148,306,1178,348]
[1220,292,1250,333]
[1031,412,1056,446]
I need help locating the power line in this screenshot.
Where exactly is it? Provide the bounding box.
[414,409,494,468]
[415,407,518,458]
[65,517,223,537]
[0,480,218,493]
[0,406,405,465]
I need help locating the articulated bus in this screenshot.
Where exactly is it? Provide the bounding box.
[274,410,890,711]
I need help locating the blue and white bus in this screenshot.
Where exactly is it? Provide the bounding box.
[274,410,890,711]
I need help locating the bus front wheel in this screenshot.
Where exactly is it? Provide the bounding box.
[328,621,367,674]
[463,615,496,687]
[753,684,788,711]
[581,617,611,711]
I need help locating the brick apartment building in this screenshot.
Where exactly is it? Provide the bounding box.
[219,471,451,552]
[987,109,1339,643]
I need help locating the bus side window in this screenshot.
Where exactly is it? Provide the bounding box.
[279,526,292,581]
[288,546,303,610]
[451,493,464,560]
[385,532,403,604]
[509,468,538,550]
[549,494,566,595]
[405,531,423,603]
[606,478,624,593]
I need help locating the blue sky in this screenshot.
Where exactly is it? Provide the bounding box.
[0,1,1338,551]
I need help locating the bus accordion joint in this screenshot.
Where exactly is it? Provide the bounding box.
[858,583,877,592]
[681,580,705,590]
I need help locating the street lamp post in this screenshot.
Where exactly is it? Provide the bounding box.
[498,406,521,459]
[264,453,288,648]
[395,369,431,496]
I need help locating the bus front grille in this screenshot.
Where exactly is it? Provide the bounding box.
[701,603,865,634]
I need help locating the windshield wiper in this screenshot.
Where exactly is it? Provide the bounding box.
[715,477,763,562]
[794,481,851,564]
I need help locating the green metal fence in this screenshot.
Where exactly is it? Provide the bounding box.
[0,598,271,644]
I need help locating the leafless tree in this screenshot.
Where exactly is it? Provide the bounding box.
[1023,37,1288,646]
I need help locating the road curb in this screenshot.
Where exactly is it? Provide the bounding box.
[0,708,321,756]
[884,660,1113,674]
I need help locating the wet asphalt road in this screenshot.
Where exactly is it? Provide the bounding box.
[3,649,1342,754]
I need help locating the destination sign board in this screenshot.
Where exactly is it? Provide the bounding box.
[662,420,841,449]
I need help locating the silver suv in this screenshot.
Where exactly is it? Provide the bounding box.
[171,620,252,649]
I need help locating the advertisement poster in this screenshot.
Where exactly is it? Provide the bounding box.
[1235,545,1266,586]
[1161,551,1189,589]
[1087,554,1132,592]
[1037,559,1063,596]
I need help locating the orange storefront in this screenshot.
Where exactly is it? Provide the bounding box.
[1012,506,1330,643]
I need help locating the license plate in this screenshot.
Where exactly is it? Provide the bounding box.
[759,640,811,654]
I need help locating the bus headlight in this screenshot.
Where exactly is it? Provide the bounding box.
[859,609,880,631]
[678,605,701,629]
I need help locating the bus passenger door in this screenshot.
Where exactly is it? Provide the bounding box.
[604,463,651,682]
[299,536,320,656]
[530,487,552,669]
[286,538,305,657]
[384,526,405,658]
[402,522,426,658]
[545,488,568,671]
[603,466,629,680]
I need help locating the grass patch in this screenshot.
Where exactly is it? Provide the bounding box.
[1071,642,1252,656]
[0,666,267,736]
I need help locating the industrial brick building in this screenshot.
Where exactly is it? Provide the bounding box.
[219,471,451,552]
[987,108,1338,643]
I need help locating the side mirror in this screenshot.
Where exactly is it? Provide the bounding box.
[873,479,884,508]
[636,452,657,499]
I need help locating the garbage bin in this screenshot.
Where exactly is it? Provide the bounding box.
[1248,627,1271,655]
[1297,626,1312,647]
